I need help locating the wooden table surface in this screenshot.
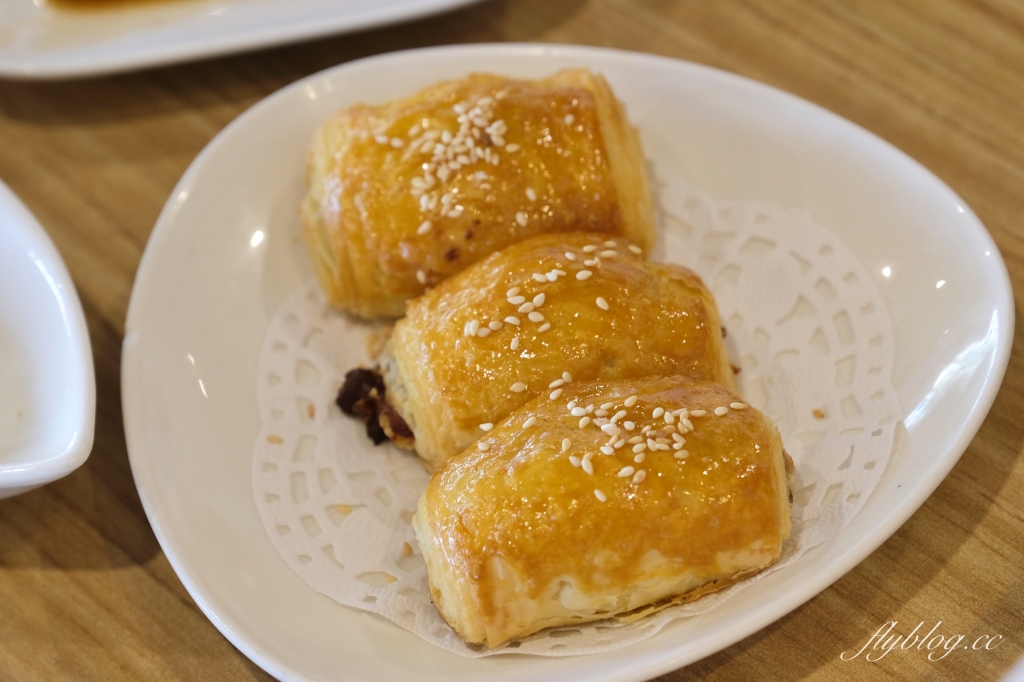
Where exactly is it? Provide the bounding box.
[1,1,1022,680]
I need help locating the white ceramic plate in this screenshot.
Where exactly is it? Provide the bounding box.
[0,179,94,499]
[122,44,1013,682]
[0,0,481,79]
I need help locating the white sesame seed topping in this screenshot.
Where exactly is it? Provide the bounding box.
[467,319,480,335]
[506,287,520,297]
[611,410,627,424]
[584,259,599,267]
[576,270,593,281]
[565,252,576,261]
[682,418,694,431]
[600,423,619,435]
[550,388,563,400]
[690,409,707,417]
[523,416,537,428]
[628,244,643,255]
[618,466,635,478]
[634,452,645,463]
[476,327,491,337]
[715,406,729,416]
[582,457,594,475]
[416,270,426,284]
[489,320,503,330]
[604,240,616,248]
[533,293,546,306]
[510,336,520,350]
[570,455,581,467]
[532,273,546,283]
[678,408,689,419]
[594,489,607,502]
[647,438,658,450]
[624,395,638,407]
[614,439,626,448]
[562,372,572,383]
[564,114,575,125]
[624,421,635,431]
[586,405,594,413]
[417,220,432,235]
[528,312,545,322]
[447,209,462,218]
[600,402,615,410]
[479,423,493,431]
[641,425,652,434]
[477,441,489,451]
[538,322,551,332]
[561,438,571,452]
[510,382,527,393]
[583,245,597,253]
[549,379,564,389]
[571,407,587,417]
[545,272,557,282]
[632,443,647,454]
[508,295,526,305]
[505,143,520,152]
[628,436,643,444]
[596,297,609,310]
[632,469,647,484]
[579,416,591,428]
[672,433,686,443]
[674,450,689,459]
[515,212,528,227]
[567,401,577,410]
[652,407,665,418]
[600,446,614,455]
[375,134,389,145]
[552,269,566,276]
[518,302,535,314]
[664,411,675,424]
[657,443,671,451]
[595,409,609,418]
[390,137,404,148]
[505,316,520,326]
[600,250,617,258]
[731,402,748,410]
[526,188,537,201]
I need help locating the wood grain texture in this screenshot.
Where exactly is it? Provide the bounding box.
[0,1,1021,680]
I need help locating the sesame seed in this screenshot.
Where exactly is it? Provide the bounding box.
[511,382,527,392]
[641,425,652,434]
[561,438,571,452]
[593,417,609,427]
[632,443,647,453]
[567,401,577,410]
[564,114,575,125]
[416,270,426,284]
[678,409,689,419]
[652,407,665,418]
[552,269,567,276]
[416,220,432,235]
[576,270,593,281]
[467,320,480,335]
[664,412,675,424]
[571,407,587,417]
[538,322,551,332]
[526,188,537,201]
[624,395,638,407]
[545,272,557,282]
[731,402,748,410]
[584,259,599,267]
[518,302,535,313]
[672,433,685,443]
[611,410,627,424]
[628,436,643,444]
[375,134,389,145]
[715,406,729,416]
[563,372,572,383]
[565,252,576,261]
[674,450,689,459]
[600,446,614,455]
[600,402,615,410]
[682,418,694,431]
[600,250,617,258]
[595,409,609,418]
[447,209,462,219]
[506,287,521,297]
[614,439,626,449]
[505,143,520,152]
[579,417,591,428]
[657,443,671,451]
[480,423,493,431]
[594,489,607,502]
[550,379,565,388]
[583,245,597,253]
[604,240,616,248]
[632,470,647,484]
[550,388,563,400]
[528,312,545,322]
[515,212,528,227]
[647,438,658,450]
[690,409,707,417]
[582,457,594,475]
[477,441,491,452]
[508,295,526,305]
[634,452,645,463]
[624,421,635,431]
[532,273,546,283]
[586,405,595,413]
[618,466,635,478]
[533,293,546,306]
[600,423,619,435]
[523,416,537,428]
[596,297,609,310]
[628,245,643,255]
[477,327,490,337]
[505,316,521,325]
[488,320,503,330]
[570,456,581,467]
[510,336,520,351]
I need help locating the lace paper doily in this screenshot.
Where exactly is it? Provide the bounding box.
[252,174,902,657]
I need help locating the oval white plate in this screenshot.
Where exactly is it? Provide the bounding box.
[0,0,481,79]
[122,44,1013,682]
[0,179,95,499]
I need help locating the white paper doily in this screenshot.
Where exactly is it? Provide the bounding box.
[251,173,902,657]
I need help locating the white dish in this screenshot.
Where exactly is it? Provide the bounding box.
[0,0,481,79]
[122,44,1013,681]
[0,180,94,499]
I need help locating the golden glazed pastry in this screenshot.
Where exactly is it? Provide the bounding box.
[301,69,654,318]
[377,232,734,469]
[413,376,793,648]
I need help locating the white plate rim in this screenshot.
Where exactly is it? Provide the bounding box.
[122,43,1015,682]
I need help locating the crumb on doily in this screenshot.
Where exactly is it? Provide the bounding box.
[812,408,826,419]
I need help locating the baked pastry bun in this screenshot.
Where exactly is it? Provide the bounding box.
[378,232,734,469]
[413,376,793,648]
[301,69,654,318]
